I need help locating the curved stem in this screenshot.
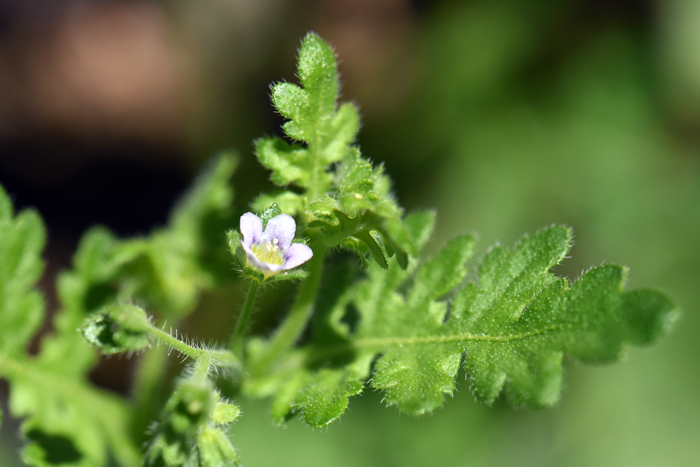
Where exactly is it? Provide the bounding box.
[229,281,260,356]
[251,243,326,375]
[149,326,239,368]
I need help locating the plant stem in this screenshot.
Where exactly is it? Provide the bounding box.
[251,243,326,375]
[131,345,169,444]
[149,326,239,368]
[193,353,212,379]
[229,281,260,356]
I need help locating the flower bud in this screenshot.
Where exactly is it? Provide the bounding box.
[81,304,151,354]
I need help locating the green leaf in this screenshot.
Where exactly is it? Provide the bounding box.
[0,185,142,467]
[1,155,238,466]
[292,369,364,427]
[6,362,141,467]
[295,33,338,123]
[307,149,412,268]
[458,264,677,407]
[251,191,305,217]
[0,186,46,357]
[248,224,675,425]
[243,211,436,425]
[256,137,314,187]
[260,33,359,200]
[258,33,414,270]
[361,234,477,414]
[259,203,283,228]
[141,153,239,315]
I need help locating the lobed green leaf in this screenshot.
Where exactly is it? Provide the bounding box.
[248,224,675,425]
[0,186,46,357]
[0,155,239,466]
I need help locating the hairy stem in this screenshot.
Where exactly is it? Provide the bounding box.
[229,281,260,356]
[193,353,212,378]
[149,326,239,368]
[251,242,326,375]
[306,130,329,201]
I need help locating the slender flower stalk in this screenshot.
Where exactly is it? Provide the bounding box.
[147,326,239,368]
[250,240,326,375]
[229,281,260,356]
[229,212,313,359]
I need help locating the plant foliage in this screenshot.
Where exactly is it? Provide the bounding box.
[0,32,677,467]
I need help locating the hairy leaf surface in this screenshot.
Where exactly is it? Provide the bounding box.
[0,187,140,467]
[0,156,238,466]
[253,34,412,268]
[256,33,357,196]
[249,220,676,426]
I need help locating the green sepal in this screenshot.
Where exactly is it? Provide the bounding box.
[145,376,213,466]
[226,230,248,271]
[210,401,241,426]
[263,268,310,284]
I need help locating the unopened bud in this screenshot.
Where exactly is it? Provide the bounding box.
[81,304,151,354]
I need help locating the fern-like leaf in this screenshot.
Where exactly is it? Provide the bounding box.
[248,216,676,425]
[0,155,238,466]
[0,186,141,467]
[254,34,412,268]
[256,33,358,197]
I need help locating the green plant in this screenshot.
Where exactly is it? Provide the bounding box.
[0,33,677,467]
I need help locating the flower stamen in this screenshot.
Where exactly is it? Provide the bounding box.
[251,238,285,265]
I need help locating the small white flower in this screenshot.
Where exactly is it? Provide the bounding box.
[239,212,313,277]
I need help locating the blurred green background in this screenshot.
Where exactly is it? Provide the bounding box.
[1,0,699,466]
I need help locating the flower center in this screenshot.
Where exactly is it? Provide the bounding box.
[251,238,285,265]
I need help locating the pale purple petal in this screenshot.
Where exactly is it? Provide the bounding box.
[283,243,314,269]
[240,212,263,247]
[262,214,296,249]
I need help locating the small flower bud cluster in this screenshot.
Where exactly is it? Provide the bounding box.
[145,366,241,466]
